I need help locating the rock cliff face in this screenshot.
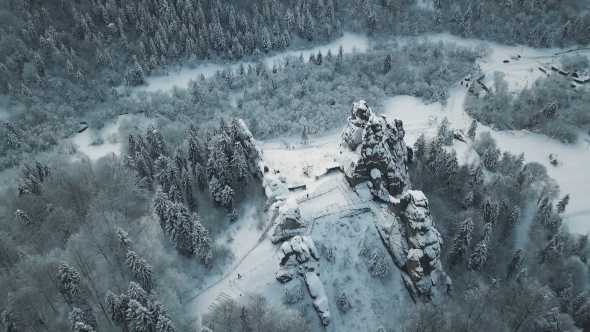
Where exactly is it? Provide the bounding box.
[339,101,450,300]
[340,100,411,201]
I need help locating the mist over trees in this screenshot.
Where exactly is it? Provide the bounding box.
[0,0,590,331]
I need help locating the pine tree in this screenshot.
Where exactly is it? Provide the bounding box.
[126,299,154,332]
[193,214,213,265]
[305,10,314,41]
[384,52,392,73]
[468,239,488,270]
[540,234,564,264]
[126,251,155,293]
[542,101,557,118]
[413,134,427,163]
[461,191,474,210]
[260,27,272,52]
[515,268,528,284]
[376,326,387,332]
[448,218,474,266]
[300,117,309,144]
[368,249,389,278]
[155,315,176,332]
[556,194,569,214]
[501,206,520,242]
[127,282,149,305]
[337,292,350,312]
[534,197,553,227]
[190,81,204,104]
[506,248,524,278]
[467,120,477,140]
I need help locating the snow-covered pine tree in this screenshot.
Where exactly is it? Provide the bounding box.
[337,292,350,312]
[534,197,553,227]
[556,194,569,214]
[448,217,474,266]
[261,27,272,52]
[501,206,520,242]
[126,299,154,332]
[376,326,387,332]
[413,134,427,163]
[193,214,213,266]
[127,281,149,305]
[384,52,392,73]
[220,185,235,211]
[468,239,488,270]
[506,248,524,278]
[467,120,477,140]
[125,251,155,293]
[461,191,474,210]
[106,291,127,327]
[70,308,96,332]
[539,234,564,264]
[515,268,527,284]
[368,249,389,278]
[542,101,557,118]
[305,10,314,41]
[190,81,204,104]
[300,117,309,144]
[155,315,176,332]
[358,237,367,256]
[232,142,248,185]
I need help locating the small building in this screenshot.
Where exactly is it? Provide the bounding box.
[573,76,590,84]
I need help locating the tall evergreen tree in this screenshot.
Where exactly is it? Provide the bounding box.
[556,194,570,214]
[506,248,524,278]
[448,218,474,266]
[384,52,392,73]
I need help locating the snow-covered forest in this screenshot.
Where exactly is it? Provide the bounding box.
[1,0,590,331]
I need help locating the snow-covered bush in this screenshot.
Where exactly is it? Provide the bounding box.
[376,325,388,332]
[368,249,390,279]
[337,292,350,312]
[283,280,304,305]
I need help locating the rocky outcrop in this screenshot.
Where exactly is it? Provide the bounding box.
[276,236,319,283]
[275,236,331,327]
[390,191,451,299]
[338,100,411,201]
[339,100,450,301]
[270,197,306,244]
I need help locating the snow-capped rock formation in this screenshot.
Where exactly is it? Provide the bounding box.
[339,100,411,201]
[270,197,307,243]
[275,236,331,327]
[276,236,319,283]
[339,100,450,300]
[390,191,451,299]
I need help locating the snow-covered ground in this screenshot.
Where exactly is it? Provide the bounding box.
[68,114,157,161]
[137,32,369,93]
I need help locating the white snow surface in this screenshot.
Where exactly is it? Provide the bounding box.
[69,114,157,161]
[137,32,369,93]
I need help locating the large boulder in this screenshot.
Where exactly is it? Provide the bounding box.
[276,236,320,283]
[338,100,411,200]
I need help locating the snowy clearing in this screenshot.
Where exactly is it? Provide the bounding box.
[137,32,369,93]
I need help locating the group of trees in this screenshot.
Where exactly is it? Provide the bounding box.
[400,128,590,331]
[464,63,590,143]
[0,153,201,331]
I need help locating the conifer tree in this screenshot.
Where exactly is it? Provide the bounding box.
[501,206,520,242]
[126,299,154,332]
[467,120,477,140]
[384,52,392,73]
[506,248,524,278]
[556,194,569,214]
[300,117,309,144]
[448,218,474,266]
